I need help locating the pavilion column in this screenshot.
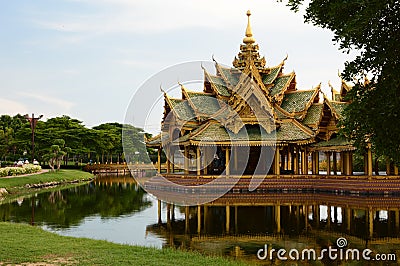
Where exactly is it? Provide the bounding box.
[312,152,319,175]
[288,147,293,171]
[367,145,373,176]
[395,165,399,176]
[326,152,331,176]
[196,146,201,176]
[203,147,208,175]
[171,149,175,173]
[185,206,190,234]
[301,149,306,175]
[157,148,162,173]
[293,146,299,174]
[395,211,399,233]
[349,151,353,175]
[158,200,162,225]
[226,205,230,233]
[341,152,347,175]
[281,149,286,171]
[274,148,280,175]
[275,204,281,233]
[184,146,189,175]
[225,147,230,176]
[166,147,171,174]
[333,152,338,175]
[197,205,201,234]
[234,146,238,173]
[203,206,208,233]
[368,208,374,239]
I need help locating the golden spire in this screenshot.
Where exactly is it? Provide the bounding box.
[243,10,255,44]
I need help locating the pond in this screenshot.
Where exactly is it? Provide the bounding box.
[1,175,400,265]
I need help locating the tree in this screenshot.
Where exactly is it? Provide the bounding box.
[43,139,69,171]
[283,0,400,163]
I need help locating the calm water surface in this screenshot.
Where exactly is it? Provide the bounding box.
[1,175,400,265]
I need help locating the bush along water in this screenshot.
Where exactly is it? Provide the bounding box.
[0,164,42,177]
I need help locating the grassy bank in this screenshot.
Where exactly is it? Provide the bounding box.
[0,170,94,201]
[0,222,247,266]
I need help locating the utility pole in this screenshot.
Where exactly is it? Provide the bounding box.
[25,113,43,162]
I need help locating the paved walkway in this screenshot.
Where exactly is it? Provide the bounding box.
[1,169,49,179]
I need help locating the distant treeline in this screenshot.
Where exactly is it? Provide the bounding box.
[0,114,156,166]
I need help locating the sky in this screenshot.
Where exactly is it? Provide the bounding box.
[0,0,355,132]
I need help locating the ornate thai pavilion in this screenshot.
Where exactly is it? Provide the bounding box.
[146,11,384,178]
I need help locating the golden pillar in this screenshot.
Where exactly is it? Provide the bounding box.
[157,148,161,173]
[346,207,351,233]
[166,147,171,174]
[293,146,299,174]
[275,204,281,233]
[368,208,374,239]
[225,147,230,176]
[367,145,373,176]
[185,206,190,234]
[197,205,201,234]
[184,146,189,175]
[395,210,399,233]
[234,206,238,234]
[326,152,331,176]
[234,146,238,173]
[171,150,175,173]
[204,205,208,233]
[226,205,230,233]
[196,146,201,176]
[274,148,280,175]
[395,165,399,176]
[158,200,162,225]
[333,152,337,175]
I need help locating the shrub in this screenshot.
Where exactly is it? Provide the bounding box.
[0,164,42,177]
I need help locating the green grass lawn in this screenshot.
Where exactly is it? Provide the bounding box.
[0,169,94,202]
[0,169,93,190]
[0,222,248,266]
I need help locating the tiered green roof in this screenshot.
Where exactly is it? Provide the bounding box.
[280,89,317,113]
[148,11,351,151]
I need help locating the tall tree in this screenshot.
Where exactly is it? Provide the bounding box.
[283,0,400,163]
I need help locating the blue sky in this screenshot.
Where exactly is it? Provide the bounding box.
[0,0,354,131]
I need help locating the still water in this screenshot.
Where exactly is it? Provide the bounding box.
[1,175,400,265]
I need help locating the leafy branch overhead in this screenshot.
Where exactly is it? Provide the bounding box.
[282,0,400,163]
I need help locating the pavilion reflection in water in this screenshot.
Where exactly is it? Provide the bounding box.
[148,193,400,263]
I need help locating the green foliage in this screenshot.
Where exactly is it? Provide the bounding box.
[283,0,400,163]
[0,164,42,177]
[0,114,152,165]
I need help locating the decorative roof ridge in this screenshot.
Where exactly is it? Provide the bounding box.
[299,83,321,118]
[215,63,234,89]
[175,120,214,145]
[283,85,317,94]
[179,84,202,120]
[323,93,341,120]
[290,118,316,137]
[274,104,294,118]
[272,71,296,102]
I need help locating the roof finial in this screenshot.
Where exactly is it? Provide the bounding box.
[243,10,255,44]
